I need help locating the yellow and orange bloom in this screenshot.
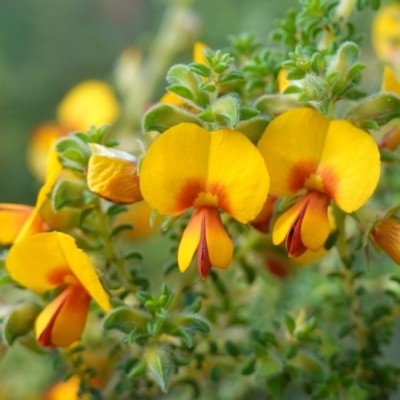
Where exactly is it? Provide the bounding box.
[140,123,269,279]
[6,232,110,347]
[257,108,380,258]
[28,80,120,181]
[87,143,142,204]
[250,196,278,234]
[371,218,400,265]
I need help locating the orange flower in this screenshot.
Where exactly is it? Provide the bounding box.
[258,108,380,257]
[140,123,269,278]
[6,232,110,347]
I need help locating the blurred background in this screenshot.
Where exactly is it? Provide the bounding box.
[0,0,379,205]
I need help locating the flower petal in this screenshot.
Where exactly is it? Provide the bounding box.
[7,232,110,312]
[318,120,380,212]
[87,143,142,204]
[193,41,209,64]
[0,204,40,245]
[206,129,269,222]
[272,197,309,246]
[140,123,209,216]
[57,80,119,131]
[178,208,202,273]
[204,207,233,270]
[372,218,400,265]
[141,123,269,222]
[382,66,400,94]
[372,2,400,63]
[16,147,62,243]
[36,285,91,347]
[257,108,329,196]
[300,192,330,251]
[7,232,73,292]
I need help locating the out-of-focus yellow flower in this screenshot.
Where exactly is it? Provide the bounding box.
[57,80,119,132]
[112,201,163,240]
[258,108,380,258]
[29,80,119,181]
[87,143,142,204]
[277,68,291,93]
[372,2,400,64]
[371,218,400,265]
[140,123,269,279]
[6,232,110,347]
[45,376,83,400]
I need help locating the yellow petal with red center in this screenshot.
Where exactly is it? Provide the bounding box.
[36,285,91,347]
[87,143,142,204]
[178,208,203,272]
[204,207,233,269]
[7,232,110,312]
[372,218,400,265]
[193,41,209,64]
[0,204,40,245]
[272,197,309,246]
[372,2,400,63]
[318,120,380,212]
[257,108,329,196]
[382,66,400,94]
[141,123,269,222]
[140,123,208,216]
[27,123,66,181]
[16,147,62,243]
[206,129,269,222]
[57,80,119,131]
[300,192,330,251]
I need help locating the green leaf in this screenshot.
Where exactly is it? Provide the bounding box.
[235,117,268,144]
[4,302,42,345]
[211,94,240,128]
[111,223,133,237]
[284,314,296,335]
[346,93,400,127]
[241,358,256,375]
[225,340,240,357]
[219,71,245,83]
[52,179,89,211]
[144,343,172,392]
[188,62,211,77]
[142,104,202,133]
[124,250,143,260]
[255,95,308,118]
[103,307,150,333]
[286,68,306,80]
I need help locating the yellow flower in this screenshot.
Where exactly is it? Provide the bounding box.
[140,123,269,279]
[257,108,380,257]
[87,143,142,204]
[250,196,277,234]
[45,376,83,400]
[372,2,400,64]
[371,218,400,265]
[28,80,119,181]
[6,232,110,347]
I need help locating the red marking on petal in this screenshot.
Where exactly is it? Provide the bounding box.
[197,209,212,279]
[286,198,310,258]
[319,167,338,200]
[175,179,231,214]
[47,267,71,286]
[288,161,318,192]
[176,179,204,210]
